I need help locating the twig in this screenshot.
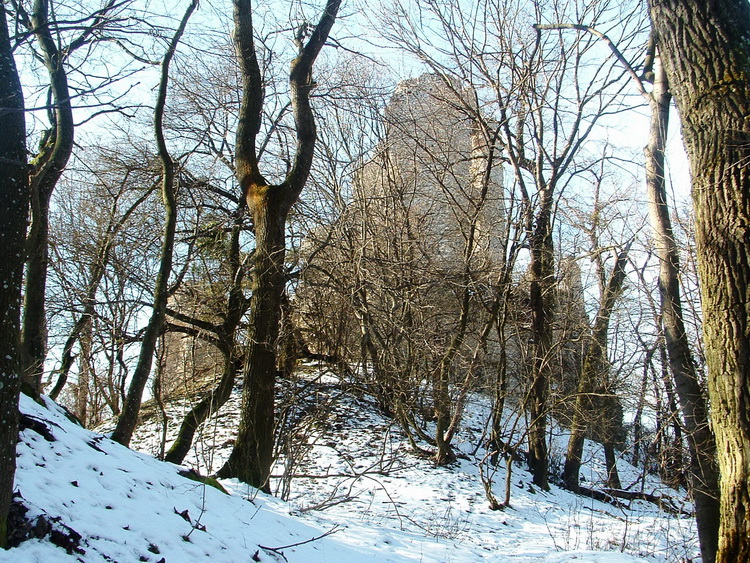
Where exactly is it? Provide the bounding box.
[533,23,648,99]
[257,525,341,552]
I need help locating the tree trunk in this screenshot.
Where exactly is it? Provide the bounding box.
[659,342,686,488]
[0,2,28,547]
[563,245,630,491]
[603,443,622,489]
[21,203,50,394]
[631,343,653,469]
[216,0,340,490]
[111,0,197,446]
[433,285,470,465]
[19,0,77,394]
[527,203,554,491]
[217,196,287,490]
[18,0,123,394]
[76,322,93,426]
[165,355,240,465]
[644,51,720,563]
[648,2,750,561]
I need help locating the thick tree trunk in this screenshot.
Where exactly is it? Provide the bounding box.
[648,2,750,561]
[216,0,340,490]
[0,3,28,547]
[644,53,720,563]
[217,196,287,490]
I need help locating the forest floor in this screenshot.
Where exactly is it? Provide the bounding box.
[4,365,698,562]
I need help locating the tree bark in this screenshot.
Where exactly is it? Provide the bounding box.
[643,52,720,563]
[648,2,750,561]
[216,0,340,490]
[527,193,555,491]
[216,198,285,489]
[20,0,76,394]
[0,2,28,547]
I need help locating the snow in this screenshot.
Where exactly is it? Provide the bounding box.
[3,371,699,562]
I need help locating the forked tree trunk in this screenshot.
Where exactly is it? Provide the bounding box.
[0,2,28,547]
[18,0,119,395]
[648,2,750,561]
[20,0,76,394]
[216,0,341,490]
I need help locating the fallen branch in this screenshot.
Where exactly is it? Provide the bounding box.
[602,488,691,516]
[258,525,341,554]
[576,485,691,516]
[576,486,628,509]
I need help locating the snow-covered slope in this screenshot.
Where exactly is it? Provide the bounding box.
[4,372,698,562]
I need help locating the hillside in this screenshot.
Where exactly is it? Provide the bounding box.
[4,368,698,562]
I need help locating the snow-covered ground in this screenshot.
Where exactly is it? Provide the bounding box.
[4,368,699,562]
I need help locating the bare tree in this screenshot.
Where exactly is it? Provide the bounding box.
[563,237,631,491]
[46,147,166,426]
[48,177,154,405]
[216,0,341,491]
[163,202,251,464]
[538,20,720,560]
[379,0,640,490]
[111,0,199,446]
[11,0,128,395]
